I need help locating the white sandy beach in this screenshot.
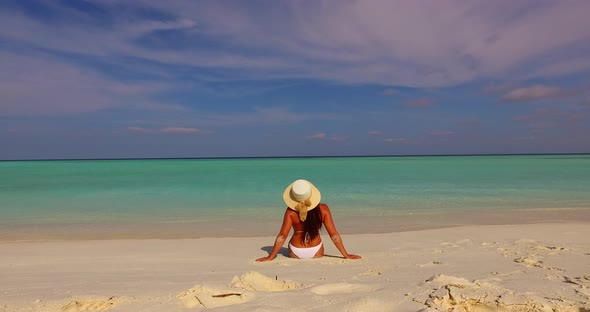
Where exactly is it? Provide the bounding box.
[1,223,589,311]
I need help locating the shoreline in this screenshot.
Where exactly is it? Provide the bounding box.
[1,223,589,311]
[2,207,590,243]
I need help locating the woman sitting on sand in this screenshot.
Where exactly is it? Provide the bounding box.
[256,179,361,261]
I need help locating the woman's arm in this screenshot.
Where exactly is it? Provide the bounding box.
[321,204,361,259]
[256,209,293,262]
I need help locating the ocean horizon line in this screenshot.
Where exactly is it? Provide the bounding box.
[1,152,589,162]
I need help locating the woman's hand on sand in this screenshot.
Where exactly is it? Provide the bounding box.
[344,254,361,259]
[256,256,274,262]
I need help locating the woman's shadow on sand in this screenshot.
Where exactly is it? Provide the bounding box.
[261,246,290,257]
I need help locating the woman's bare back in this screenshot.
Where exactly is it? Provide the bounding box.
[287,204,325,248]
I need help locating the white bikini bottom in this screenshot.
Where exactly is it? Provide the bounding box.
[289,242,323,259]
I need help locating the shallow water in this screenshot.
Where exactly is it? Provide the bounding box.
[1,155,589,240]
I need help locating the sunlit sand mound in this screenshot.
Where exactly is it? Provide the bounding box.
[421,274,586,312]
[230,271,304,292]
[61,297,122,312]
[177,285,255,309]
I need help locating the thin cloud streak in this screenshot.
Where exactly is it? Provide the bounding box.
[160,127,213,134]
[329,135,351,142]
[127,127,151,133]
[127,127,213,134]
[306,132,349,141]
[384,138,408,143]
[307,132,328,140]
[501,85,581,102]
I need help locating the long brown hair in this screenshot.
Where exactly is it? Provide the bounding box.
[303,205,323,243]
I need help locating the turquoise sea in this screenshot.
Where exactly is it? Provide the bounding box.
[1,155,590,239]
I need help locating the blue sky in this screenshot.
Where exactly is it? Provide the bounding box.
[1,0,589,159]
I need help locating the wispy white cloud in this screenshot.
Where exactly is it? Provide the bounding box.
[384,138,408,143]
[2,1,589,158]
[0,51,113,115]
[159,127,212,134]
[329,135,351,142]
[307,132,328,140]
[0,50,344,125]
[127,127,151,133]
[368,131,384,136]
[2,0,590,88]
[501,85,581,102]
[0,51,175,116]
[127,126,213,134]
[306,132,349,141]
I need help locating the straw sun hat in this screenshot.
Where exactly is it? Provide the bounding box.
[283,179,321,221]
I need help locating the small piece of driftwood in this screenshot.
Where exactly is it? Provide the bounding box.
[211,293,242,298]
